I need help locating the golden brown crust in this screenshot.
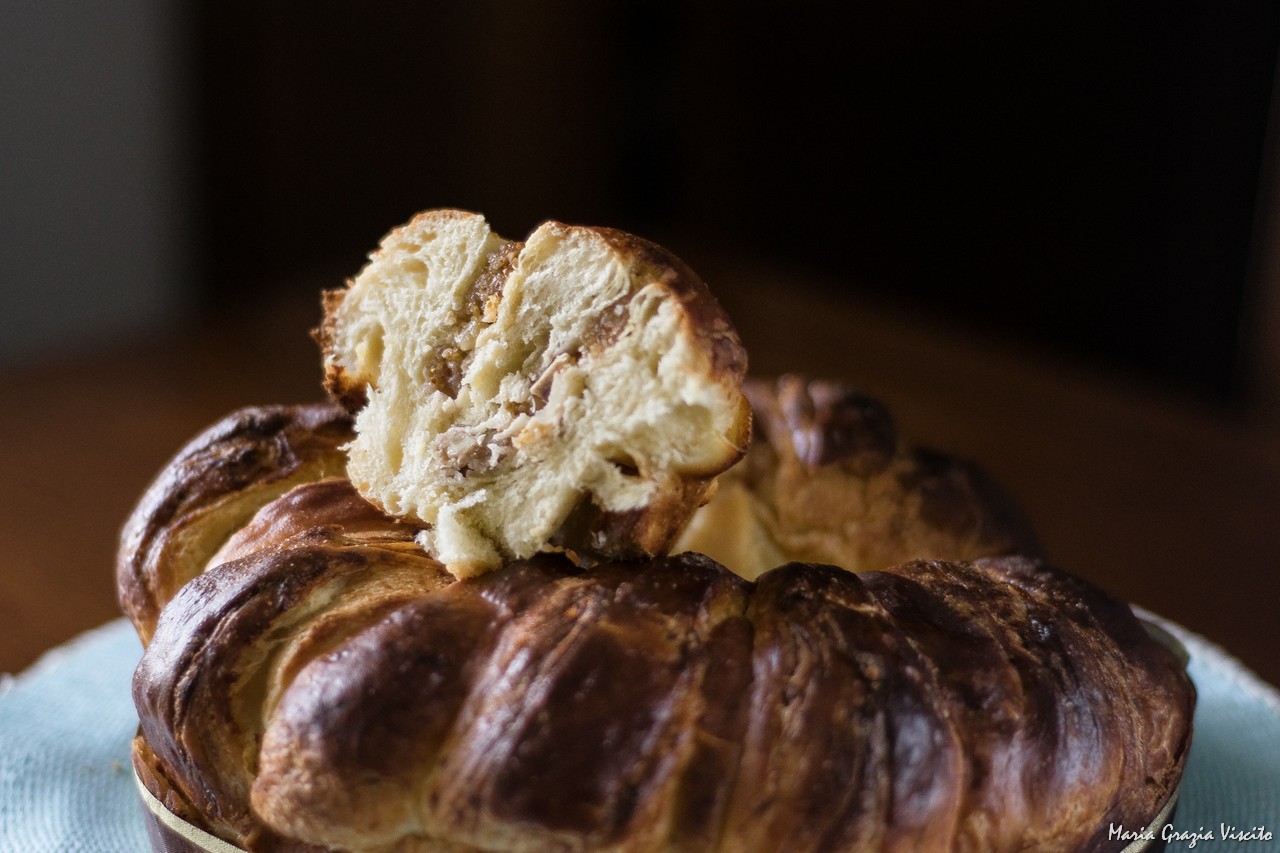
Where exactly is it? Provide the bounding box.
[551,471,718,562]
[752,374,1038,556]
[676,375,1039,578]
[134,546,1191,853]
[116,403,354,645]
[582,224,749,394]
[213,476,429,564]
[863,558,1194,852]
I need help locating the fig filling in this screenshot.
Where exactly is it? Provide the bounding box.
[423,243,519,401]
[429,283,632,484]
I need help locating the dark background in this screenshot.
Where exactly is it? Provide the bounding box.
[4,1,1280,683]
[191,0,1280,404]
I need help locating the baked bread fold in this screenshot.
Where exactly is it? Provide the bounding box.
[116,402,353,645]
[676,375,1039,578]
[316,210,751,577]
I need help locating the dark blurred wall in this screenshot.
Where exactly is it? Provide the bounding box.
[0,2,190,362]
[189,1,1280,403]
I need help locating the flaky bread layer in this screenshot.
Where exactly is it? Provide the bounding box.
[318,210,749,576]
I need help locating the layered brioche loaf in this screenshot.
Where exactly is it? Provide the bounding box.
[119,209,1194,853]
[123,408,1192,853]
[316,210,750,577]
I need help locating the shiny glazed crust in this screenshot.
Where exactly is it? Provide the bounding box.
[116,403,354,645]
[122,404,1193,853]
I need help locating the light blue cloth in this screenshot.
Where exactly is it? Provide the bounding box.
[1,617,1277,852]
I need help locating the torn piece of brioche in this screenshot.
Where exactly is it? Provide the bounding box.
[317,209,750,577]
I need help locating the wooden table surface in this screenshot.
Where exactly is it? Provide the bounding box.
[3,262,1279,688]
